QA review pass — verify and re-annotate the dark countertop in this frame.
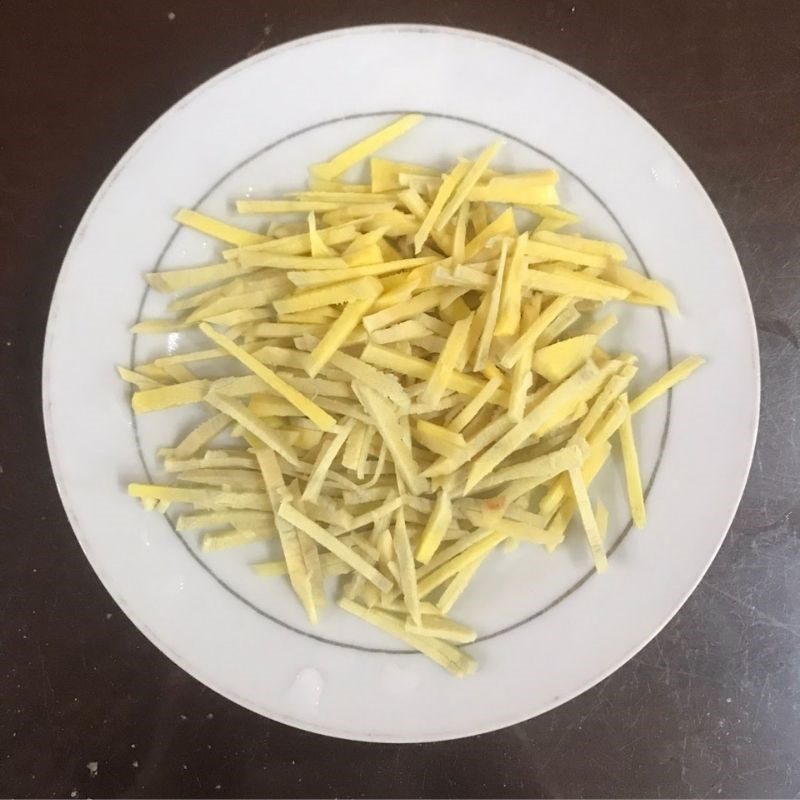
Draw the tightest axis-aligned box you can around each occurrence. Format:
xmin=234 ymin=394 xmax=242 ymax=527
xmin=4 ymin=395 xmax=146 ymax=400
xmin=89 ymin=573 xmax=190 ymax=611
xmin=1 ymin=1 xmax=798 ymax=797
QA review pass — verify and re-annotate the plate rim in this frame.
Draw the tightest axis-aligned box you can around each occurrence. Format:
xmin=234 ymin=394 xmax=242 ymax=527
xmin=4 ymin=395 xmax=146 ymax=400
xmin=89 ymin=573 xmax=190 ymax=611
xmin=42 ymin=23 xmax=760 ymax=742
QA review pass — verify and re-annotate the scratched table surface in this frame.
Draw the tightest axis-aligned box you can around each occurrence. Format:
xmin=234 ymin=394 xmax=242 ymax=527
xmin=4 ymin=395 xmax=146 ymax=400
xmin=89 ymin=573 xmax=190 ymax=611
xmin=1 ymin=1 xmax=798 ymax=797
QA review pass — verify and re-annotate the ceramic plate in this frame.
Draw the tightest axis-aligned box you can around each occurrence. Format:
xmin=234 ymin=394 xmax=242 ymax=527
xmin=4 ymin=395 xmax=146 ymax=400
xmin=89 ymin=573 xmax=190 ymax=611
xmin=43 ymin=25 xmax=759 ymax=742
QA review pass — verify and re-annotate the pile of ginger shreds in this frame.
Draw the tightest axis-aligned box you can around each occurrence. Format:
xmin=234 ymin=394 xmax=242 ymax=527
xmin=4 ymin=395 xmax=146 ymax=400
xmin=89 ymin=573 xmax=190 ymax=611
xmin=121 ymin=114 xmax=704 ymax=676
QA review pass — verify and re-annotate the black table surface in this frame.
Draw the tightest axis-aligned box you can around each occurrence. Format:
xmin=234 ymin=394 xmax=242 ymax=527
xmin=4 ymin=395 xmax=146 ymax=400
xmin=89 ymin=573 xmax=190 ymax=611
xmin=2 ymin=1 xmax=798 ymax=797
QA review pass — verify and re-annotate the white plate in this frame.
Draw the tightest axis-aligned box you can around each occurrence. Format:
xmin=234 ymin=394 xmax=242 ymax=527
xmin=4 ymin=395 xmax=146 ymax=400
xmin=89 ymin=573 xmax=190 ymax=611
xmin=43 ymin=25 xmax=759 ymax=742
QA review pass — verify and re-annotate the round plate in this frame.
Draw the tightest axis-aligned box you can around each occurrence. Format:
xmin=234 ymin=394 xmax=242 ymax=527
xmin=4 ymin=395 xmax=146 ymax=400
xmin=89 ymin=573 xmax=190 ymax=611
xmin=43 ymin=25 xmax=759 ymax=742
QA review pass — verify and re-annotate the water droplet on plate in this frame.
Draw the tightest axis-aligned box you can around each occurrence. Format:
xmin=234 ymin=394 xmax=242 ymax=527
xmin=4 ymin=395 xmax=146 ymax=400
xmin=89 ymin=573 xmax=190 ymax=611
xmin=166 ymin=332 xmax=182 ymax=356
xmin=649 ymin=158 xmax=682 ymax=189
xmin=287 ymin=667 xmax=323 ymax=712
